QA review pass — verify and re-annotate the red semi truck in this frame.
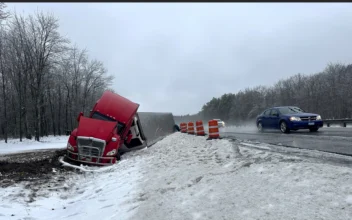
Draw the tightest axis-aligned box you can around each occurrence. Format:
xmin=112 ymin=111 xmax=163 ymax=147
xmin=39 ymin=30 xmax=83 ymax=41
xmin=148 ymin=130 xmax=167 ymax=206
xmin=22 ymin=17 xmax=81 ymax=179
xmin=66 ymin=91 xmax=147 ymax=166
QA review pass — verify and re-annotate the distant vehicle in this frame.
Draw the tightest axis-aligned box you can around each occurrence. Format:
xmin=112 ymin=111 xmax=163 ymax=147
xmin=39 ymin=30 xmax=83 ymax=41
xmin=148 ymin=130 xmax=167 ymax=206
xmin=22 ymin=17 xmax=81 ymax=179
xmin=256 ymin=106 xmax=323 ymax=133
xmin=214 ymin=119 xmax=226 ymax=128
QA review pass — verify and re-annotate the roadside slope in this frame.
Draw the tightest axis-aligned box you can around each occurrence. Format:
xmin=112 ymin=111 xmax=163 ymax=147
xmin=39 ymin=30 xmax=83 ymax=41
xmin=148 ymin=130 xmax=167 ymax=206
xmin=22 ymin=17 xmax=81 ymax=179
xmin=128 ymin=133 xmax=352 ymax=220
xmin=1 ymin=133 xmax=352 ymax=220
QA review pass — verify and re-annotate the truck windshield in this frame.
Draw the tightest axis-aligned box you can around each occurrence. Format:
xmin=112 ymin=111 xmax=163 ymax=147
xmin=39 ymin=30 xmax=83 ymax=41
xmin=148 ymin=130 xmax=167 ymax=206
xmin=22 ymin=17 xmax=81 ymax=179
xmin=91 ymin=111 xmax=125 ymax=133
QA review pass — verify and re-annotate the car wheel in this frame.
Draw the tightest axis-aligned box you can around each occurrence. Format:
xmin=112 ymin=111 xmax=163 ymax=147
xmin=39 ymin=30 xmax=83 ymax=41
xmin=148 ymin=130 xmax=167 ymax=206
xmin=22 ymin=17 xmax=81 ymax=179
xmin=309 ymin=127 xmax=319 ymax=132
xmin=280 ymin=121 xmax=290 ymax=133
xmin=257 ymin=122 xmax=263 ymax=132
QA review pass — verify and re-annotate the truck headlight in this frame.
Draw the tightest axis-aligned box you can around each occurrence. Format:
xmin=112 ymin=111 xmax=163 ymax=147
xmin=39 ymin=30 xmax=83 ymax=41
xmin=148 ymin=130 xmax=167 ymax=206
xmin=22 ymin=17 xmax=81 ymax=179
xmin=289 ymin=116 xmax=301 ymax=121
xmin=316 ymin=115 xmax=322 ymax=120
xmin=67 ymin=143 xmax=75 ymax=151
xmin=106 ymin=149 xmax=116 ymax=156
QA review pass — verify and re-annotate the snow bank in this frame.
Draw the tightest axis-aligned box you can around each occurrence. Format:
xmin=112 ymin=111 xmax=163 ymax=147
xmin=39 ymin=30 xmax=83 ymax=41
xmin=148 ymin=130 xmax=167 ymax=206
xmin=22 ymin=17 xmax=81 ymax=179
xmin=0 ymin=153 xmax=145 ymax=220
xmin=0 ymin=135 xmax=68 ymax=155
xmin=1 ymin=132 xmax=352 ymax=220
xmin=127 ymin=133 xmax=352 ymax=220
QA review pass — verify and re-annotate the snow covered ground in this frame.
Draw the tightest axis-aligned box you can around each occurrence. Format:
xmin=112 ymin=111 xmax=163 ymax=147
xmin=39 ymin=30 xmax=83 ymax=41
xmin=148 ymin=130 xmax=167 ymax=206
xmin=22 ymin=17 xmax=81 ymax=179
xmin=0 ymin=135 xmax=68 ymax=155
xmin=1 ymin=133 xmax=352 ymax=220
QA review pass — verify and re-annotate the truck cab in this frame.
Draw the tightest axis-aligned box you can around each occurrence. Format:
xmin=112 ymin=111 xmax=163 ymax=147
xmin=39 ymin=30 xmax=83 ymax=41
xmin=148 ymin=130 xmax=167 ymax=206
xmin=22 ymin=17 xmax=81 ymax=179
xmin=66 ymin=91 xmax=146 ymax=166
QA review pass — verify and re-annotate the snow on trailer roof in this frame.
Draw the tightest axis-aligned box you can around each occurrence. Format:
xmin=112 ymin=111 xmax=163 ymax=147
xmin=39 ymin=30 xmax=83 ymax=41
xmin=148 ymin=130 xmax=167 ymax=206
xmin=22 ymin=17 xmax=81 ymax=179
xmin=94 ymin=91 xmax=139 ymax=124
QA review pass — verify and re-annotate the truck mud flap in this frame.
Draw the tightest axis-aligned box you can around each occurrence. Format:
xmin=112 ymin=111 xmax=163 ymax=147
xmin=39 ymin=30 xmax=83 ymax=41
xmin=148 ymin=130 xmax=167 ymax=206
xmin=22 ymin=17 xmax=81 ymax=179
xmin=137 ymin=112 xmax=176 ymax=147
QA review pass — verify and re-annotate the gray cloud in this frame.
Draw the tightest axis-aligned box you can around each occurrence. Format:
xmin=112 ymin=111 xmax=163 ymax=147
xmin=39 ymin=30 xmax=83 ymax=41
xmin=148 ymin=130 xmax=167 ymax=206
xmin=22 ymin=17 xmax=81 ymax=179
xmin=6 ymin=3 xmax=352 ymax=114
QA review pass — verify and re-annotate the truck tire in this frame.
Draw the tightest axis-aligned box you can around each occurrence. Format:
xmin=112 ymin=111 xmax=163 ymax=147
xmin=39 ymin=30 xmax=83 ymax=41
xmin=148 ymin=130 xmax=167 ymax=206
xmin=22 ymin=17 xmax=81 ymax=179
xmin=116 ymin=152 xmax=121 ymax=161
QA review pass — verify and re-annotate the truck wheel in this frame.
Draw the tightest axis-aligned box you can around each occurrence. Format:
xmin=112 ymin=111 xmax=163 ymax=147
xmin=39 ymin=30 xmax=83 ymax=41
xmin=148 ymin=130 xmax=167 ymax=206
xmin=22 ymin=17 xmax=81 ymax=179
xmin=116 ymin=152 xmax=121 ymax=161
xmin=174 ymin=124 xmax=180 ymax=132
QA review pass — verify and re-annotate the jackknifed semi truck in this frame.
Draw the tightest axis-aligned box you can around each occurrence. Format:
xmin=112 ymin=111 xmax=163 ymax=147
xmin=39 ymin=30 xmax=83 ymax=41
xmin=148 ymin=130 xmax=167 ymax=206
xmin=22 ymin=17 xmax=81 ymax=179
xmin=65 ymin=90 xmax=176 ymax=166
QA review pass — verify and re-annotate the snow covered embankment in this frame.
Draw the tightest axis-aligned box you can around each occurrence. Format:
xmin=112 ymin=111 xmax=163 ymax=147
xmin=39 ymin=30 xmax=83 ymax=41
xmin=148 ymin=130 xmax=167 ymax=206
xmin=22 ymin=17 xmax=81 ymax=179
xmin=128 ymin=133 xmax=352 ymax=220
xmin=0 ymin=151 xmax=145 ymax=219
xmin=1 ymin=132 xmax=352 ymax=220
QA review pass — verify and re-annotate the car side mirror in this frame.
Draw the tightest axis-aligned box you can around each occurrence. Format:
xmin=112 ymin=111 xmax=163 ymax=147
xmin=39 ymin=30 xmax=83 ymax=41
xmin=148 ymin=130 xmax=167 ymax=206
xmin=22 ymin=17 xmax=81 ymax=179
xmin=77 ymin=112 xmax=84 ymax=122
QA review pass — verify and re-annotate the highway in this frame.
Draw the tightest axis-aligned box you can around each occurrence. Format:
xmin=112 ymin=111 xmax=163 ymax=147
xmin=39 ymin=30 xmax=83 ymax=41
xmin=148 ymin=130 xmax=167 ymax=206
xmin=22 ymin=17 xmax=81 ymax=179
xmin=220 ymin=127 xmax=352 ymax=156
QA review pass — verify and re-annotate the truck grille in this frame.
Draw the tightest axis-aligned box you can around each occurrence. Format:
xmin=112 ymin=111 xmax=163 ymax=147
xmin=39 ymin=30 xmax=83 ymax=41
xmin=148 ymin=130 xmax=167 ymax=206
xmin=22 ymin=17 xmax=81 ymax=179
xmin=77 ymin=137 xmax=106 ymax=158
xmin=300 ymin=116 xmax=317 ymax=121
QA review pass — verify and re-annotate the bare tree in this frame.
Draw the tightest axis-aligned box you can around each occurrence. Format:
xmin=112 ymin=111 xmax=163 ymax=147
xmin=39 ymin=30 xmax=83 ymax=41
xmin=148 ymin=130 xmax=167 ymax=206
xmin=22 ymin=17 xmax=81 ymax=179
xmin=0 ymin=5 xmax=114 ymax=142
xmin=0 ymin=2 xmax=9 ymax=21
xmin=179 ymin=62 xmax=352 ymax=125
xmin=24 ymin=12 xmax=69 ymax=140
xmin=0 ymin=25 xmax=8 ymax=142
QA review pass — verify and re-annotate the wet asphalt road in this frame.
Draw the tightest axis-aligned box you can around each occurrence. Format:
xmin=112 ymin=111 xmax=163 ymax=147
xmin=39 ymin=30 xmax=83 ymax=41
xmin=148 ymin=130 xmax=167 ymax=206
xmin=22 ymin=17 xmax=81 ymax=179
xmin=221 ymin=127 xmax=352 ymax=156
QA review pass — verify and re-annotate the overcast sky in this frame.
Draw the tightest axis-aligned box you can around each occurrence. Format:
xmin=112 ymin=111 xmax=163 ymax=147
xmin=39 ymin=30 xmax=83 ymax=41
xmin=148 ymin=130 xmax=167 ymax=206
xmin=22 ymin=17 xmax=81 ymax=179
xmin=5 ymin=3 xmax=352 ymax=115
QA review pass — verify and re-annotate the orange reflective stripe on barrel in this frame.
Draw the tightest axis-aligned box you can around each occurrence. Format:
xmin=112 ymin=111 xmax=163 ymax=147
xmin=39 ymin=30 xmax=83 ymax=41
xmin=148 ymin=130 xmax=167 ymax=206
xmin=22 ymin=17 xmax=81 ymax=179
xmin=195 ymin=120 xmax=205 ymax=136
xmin=208 ymin=120 xmax=220 ymax=139
xmin=187 ymin=122 xmax=195 ymax=135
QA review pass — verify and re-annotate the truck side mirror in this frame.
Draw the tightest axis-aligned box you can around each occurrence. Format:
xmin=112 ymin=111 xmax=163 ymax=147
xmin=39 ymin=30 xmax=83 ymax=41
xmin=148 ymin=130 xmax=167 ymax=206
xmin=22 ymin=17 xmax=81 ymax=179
xmin=77 ymin=112 xmax=84 ymax=122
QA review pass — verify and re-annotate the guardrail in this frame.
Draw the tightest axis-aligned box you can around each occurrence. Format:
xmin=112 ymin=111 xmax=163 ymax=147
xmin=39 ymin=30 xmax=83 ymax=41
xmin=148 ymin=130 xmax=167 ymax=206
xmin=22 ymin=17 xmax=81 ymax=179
xmin=324 ymin=119 xmax=352 ymax=127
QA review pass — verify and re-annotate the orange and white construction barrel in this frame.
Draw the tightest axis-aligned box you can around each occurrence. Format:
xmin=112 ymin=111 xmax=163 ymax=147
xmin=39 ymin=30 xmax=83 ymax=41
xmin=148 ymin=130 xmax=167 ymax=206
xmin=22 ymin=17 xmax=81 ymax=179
xmin=195 ymin=120 xmax=205 ymax=136
xmin=187 ymin=122 xmax=195 ymax=135
xmin=180 ymin=123 xmax=187 ymax=133
xmin=207 ymin=119 xmax=220 ymax=140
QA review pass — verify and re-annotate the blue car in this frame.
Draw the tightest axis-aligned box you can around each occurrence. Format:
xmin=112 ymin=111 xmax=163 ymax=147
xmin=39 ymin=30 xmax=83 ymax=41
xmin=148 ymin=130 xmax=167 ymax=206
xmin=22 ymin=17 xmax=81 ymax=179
xmin=256 ymin=106 xmax=323 ymax=133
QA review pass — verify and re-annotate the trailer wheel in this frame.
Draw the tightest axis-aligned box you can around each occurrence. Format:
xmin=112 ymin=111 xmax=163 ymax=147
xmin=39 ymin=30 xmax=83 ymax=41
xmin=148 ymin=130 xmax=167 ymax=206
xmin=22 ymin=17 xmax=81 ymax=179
xmin=174 ymin=124 xmax=180 ymax=132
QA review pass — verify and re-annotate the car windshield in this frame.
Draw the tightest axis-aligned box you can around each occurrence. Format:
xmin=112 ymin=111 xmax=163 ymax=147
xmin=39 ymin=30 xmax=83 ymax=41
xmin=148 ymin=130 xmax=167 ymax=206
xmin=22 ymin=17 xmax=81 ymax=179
xmin=91 ymin=111 xmax=125 ymax=133
xmin=279 ymin=107 xmax=304 ymax=114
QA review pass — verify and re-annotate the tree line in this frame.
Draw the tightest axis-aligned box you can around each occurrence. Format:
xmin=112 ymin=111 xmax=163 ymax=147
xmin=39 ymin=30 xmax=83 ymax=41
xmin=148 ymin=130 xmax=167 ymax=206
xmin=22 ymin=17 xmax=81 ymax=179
xmin=0 ymin=3 xmax=114 ymax=142
xmin=175 ymin=62 xmax=352 ymax=126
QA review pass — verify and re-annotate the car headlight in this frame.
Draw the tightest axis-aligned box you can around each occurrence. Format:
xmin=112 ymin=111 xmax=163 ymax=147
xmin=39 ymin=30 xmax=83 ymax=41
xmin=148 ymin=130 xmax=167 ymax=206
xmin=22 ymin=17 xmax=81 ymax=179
xmin=289 ymin=116 xmax=301 ymax=121
xmin=316 ymin=115 xmax=322 ymax=120
xmin=106 ymin=149 xmax=117 ymax=156
xmin=67 ymin=143 xmax=75 ymax=151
